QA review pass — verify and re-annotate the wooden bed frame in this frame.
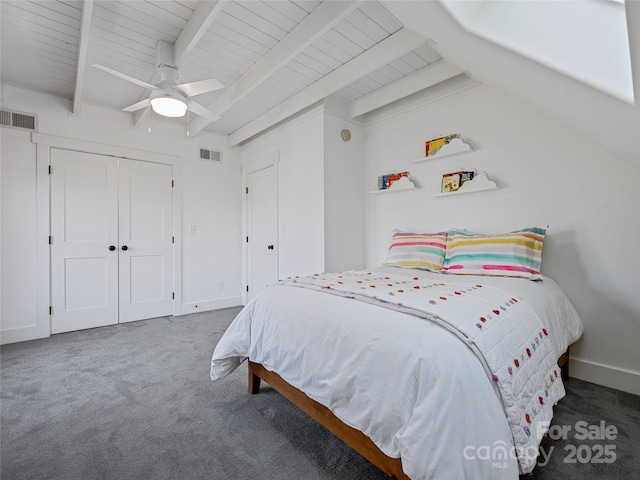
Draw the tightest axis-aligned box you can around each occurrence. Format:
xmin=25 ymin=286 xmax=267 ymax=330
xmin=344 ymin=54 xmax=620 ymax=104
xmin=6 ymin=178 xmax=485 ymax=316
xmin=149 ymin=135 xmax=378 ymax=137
xmin=248 ymin=350 xmax=570 ymax=479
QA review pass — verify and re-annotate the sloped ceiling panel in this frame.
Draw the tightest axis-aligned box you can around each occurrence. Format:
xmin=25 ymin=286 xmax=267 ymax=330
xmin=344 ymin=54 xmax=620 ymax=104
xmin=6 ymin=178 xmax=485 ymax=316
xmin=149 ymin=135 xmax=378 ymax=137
xmin=0 ymin=0 xmax=82 ymax=98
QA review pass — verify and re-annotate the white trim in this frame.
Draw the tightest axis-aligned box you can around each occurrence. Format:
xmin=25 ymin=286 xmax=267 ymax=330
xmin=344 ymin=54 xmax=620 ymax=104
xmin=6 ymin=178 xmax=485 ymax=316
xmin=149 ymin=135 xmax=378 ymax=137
xmin=32 ymin=132 xmax=184 ymax=340
xmin=172 ymin=165 xmax=183 ymax=316
xmin=181 ymin=297 xmax=243 ymax=315
xmin=0 ymin=326 xmax=39 ymax=345
xmin=242 ymin=156 xmax=280 ymax=306
xmin=35 ymin=140 xmax=51 ymax=339
xmin=32 ymin=133 xmax=183 ymax=165
xmin=570 ymin=357 xmax=640 ymax=396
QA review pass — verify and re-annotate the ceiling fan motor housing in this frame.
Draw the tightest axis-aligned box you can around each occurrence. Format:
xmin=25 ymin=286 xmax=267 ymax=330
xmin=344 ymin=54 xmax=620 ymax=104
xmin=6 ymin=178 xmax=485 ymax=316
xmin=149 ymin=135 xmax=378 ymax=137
xmin=156 ymin=64 xmax=180 ymax=88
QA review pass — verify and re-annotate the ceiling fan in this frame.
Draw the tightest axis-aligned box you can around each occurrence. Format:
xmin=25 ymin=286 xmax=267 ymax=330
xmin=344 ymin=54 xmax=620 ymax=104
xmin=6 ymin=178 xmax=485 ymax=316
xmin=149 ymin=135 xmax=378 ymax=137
xmin=92 ymin=63 xmax=223 ymax=122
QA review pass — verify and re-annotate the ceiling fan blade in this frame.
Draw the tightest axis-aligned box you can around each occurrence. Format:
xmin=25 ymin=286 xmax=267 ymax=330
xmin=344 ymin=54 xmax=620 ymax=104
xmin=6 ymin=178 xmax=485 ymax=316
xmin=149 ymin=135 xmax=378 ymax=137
xmin=122 ymin=98 xmax=151 ymax=112
xmin=175 ymin=78 xmax=224 ymax=97
xmin=187 ymin=100 xmax=221 ymax=122
xmin=93 ymin=64 xmax=157 ymax=90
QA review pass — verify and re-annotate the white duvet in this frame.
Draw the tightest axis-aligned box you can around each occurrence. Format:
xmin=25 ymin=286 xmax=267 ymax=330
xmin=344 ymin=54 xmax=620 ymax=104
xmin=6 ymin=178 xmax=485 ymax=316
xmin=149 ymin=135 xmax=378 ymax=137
xmin=210 ymin=267 xmax=583 ymax=480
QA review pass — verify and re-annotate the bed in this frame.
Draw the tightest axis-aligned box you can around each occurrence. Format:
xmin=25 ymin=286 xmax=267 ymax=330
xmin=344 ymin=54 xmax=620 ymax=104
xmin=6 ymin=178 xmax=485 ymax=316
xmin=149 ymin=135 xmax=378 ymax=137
xmin=210 ymin=230 xmax=583 ymax=479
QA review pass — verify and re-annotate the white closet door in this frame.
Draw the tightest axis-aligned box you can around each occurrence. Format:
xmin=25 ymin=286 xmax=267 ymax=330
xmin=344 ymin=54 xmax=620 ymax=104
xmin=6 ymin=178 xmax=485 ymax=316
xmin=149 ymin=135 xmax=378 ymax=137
xmin=247 ymin=164 xmax=278 ymax=301
xmin=118 ymin=158 xmax=174 ymax=323
xmin=50 ymin=149 xmax=119 ymax=334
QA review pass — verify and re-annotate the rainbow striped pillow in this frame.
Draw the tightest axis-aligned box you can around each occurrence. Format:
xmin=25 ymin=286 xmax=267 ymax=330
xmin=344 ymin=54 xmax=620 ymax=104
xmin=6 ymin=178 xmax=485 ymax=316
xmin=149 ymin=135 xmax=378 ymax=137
xmin=442 ymin=228 xmax=546 ymax=280
xmin=382 ymin=231 xmax=448 ymax=272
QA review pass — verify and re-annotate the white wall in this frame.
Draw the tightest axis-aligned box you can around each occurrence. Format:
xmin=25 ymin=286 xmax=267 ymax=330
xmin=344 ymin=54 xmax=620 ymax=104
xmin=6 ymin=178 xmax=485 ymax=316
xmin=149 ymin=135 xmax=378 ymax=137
xmin=363 ymin=84 xmax=640 ymax=395
xmin=1 ymin=128 xmax=38 ymax=339
xmin=242 ymin=106 xmax=326 ymax=281
xmin=0 ymin=85 xmax=243 ymax=343
xmin=323 ymin=110 xmax=365 ymax=273
xmin=240 ymin=103 xmax=366 ymax=292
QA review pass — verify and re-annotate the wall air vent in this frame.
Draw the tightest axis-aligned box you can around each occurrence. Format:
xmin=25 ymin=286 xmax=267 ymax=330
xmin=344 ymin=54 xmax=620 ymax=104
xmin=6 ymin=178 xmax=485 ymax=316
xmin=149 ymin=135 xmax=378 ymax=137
xmin=199 ymin=147 xmax=222 ymax=163
xmin=0 ymin=109 xmax=38 ymax=131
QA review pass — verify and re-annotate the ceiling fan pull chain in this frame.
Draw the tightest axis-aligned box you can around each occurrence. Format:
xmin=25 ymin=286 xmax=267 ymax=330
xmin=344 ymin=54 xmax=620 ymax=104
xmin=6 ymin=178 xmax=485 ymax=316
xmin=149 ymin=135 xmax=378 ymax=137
xmin=147 ymin=103 xmax=152 ymax=133
xmin=186 ymin=107 xmax=190 ymax=137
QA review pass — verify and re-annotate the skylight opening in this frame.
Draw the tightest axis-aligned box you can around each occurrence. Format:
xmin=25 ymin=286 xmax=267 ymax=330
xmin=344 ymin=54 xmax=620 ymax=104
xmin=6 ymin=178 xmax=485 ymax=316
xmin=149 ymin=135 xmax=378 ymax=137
xmin=440 ymin=0 xmax=634 ymax=105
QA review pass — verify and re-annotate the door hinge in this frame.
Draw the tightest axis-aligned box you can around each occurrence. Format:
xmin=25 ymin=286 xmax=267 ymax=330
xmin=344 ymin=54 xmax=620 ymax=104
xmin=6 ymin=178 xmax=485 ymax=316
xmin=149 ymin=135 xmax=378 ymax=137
xmin=48 ymin=235 xmax=52 ymax=245
xmin=172 ymin=292 xmax=175 ymax=299
xmin=48 ymin=165 xmax=51 ymax=175
xmin=172 ymin=180 xmax=174 ymax=188
xmin=49 ymin=306 xmax=52 ymax=315
xmin=246 ymin=236 xmax=248 ymax=243
xmin=246 ymin=187 xmax=248 ymax=194
xmin=246 ymin=285 xmax=249 ymax=292
xmin=172 ymin=236 xmax=175 ymax=243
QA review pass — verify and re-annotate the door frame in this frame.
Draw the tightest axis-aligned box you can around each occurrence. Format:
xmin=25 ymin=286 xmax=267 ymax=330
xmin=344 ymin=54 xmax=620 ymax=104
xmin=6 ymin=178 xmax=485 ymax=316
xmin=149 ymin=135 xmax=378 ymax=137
xmin=33 ymin=132 xmax=184 ymax=339
xmin=242 ymin=152 xmax=279 ymax=305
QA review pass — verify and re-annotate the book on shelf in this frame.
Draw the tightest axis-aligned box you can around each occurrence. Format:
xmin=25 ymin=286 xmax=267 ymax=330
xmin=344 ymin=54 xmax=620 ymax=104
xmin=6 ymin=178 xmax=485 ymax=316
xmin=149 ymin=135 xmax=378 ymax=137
xmin=425 ymin=134 xmax=459 ymax=157
xmin=441 ymin=170 xmax=475 ymax=193
xmin=377 ymin=171 xmax=409 ymax=190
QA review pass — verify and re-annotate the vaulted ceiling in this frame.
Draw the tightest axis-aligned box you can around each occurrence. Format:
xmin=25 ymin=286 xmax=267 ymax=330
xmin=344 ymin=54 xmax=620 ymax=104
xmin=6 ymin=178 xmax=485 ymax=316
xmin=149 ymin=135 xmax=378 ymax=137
xmin=0 ymin=0 xmax=465 ymax=144
xmin=1 ymin=0 xmax=638 ymax=167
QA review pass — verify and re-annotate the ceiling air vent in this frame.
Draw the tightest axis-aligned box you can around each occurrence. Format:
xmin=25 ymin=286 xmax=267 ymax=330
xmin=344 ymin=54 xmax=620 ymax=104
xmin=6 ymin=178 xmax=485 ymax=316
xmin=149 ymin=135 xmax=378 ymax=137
xmin=0 ymin=109 xmax=38 ymax=131
xmin=199 ymin=147 xmax=222 ymax=163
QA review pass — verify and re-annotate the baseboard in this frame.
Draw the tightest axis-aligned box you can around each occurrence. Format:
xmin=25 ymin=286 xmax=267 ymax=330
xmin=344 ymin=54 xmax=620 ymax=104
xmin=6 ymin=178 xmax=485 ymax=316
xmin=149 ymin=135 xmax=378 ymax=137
xmin=570 ymin=357 xmax=640 ymax=396
xmin=0 ymin=325 xmax=40 ymax=345
xmin=181 ymin=297 xmax=243 ymax=315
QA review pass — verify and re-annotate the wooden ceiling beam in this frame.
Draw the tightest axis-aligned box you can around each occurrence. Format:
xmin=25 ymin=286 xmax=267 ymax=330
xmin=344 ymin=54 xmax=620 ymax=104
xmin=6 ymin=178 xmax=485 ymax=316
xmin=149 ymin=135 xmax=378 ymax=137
xmin=174 ymin=0 xmax=228 ymax=67
xmin=348 ymin=60 xmax=464 ymax=118
xmin=228 ymin=28 xmax=427 ymax=146
xmin=71 ymin=0 xmax=94 ymax=115
xmin=187 ymin=0 xmax=364 ymax=137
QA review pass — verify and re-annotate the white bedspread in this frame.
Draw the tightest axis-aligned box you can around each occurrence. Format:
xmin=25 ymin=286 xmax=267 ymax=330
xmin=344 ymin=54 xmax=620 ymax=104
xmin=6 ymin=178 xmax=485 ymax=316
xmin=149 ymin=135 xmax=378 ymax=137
xmin=210 ymin=267 xmax=583 ymax=480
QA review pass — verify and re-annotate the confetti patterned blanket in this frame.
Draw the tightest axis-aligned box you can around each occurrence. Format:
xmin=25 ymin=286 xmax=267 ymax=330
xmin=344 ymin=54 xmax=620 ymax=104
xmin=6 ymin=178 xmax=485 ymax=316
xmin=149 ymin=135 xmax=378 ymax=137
xmin=278 ymin=270 xmax=565 ymax=474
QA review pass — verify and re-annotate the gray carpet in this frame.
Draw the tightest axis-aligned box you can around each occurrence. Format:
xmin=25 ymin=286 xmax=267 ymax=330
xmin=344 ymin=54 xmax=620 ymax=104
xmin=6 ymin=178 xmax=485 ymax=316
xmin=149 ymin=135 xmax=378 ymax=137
xmin=1 ymin=308 xmax=638 ymax=480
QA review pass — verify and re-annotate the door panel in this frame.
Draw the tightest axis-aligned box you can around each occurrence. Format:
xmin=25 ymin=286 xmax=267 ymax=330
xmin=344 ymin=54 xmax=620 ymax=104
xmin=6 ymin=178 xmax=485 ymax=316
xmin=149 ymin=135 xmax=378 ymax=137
xmin=129 ymin=255 xmax=165 ymax=302
xmin=64 ymin=257 xmax=109 ymax=311
xmin=247 ymin=164 xmax=278 ymax=301
xmin=118 ymin=159 xmax=173 ymax=322
xmin=51 ymin=149 xmax=119 ymax=333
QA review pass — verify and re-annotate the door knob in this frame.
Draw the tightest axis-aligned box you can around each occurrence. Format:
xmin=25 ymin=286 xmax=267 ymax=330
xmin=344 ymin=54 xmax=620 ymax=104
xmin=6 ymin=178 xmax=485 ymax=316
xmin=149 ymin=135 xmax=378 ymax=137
xmin=108 ymin=245 xmax=116 ymax=251
xmin=121 ymin=245 xmax=128 ymax=251
xmin=267 ymin=245 xmax=274 ymax=250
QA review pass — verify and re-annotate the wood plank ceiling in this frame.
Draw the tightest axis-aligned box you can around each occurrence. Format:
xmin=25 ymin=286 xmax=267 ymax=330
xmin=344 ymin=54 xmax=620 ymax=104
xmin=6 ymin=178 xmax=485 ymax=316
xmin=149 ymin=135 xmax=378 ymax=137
xmin=0 ymin=0 xmax=465 ymax=143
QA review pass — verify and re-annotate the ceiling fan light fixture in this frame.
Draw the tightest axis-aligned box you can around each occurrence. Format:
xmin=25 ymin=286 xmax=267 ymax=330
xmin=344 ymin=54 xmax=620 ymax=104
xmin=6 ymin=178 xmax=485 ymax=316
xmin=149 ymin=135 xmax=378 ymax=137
xmin=151 ymin=96 xmax=187 ymax=117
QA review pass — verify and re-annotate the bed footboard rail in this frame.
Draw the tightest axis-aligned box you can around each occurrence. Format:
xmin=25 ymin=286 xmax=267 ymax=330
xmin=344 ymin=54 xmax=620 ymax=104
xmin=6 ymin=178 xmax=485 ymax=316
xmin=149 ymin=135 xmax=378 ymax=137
xmin=247 ymin=361 xmax=410 ymax=480
xmin=558 ymin=349 xmax=570 ymax=381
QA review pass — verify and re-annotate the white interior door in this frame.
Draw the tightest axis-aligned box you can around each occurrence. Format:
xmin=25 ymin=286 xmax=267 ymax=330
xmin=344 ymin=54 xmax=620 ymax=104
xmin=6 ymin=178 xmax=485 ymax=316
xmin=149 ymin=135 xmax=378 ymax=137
xmin=51 ymin=149 xmax=119 ymax=333
xmin=247 ymin=165 xmax=278 ymax=300
xmin=118 ymin=159 xmax=173 ymax=322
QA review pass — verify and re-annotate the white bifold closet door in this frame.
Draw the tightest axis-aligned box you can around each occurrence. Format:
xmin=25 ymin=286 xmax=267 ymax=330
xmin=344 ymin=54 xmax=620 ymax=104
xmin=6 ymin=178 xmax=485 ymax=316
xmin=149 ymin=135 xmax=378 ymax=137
xmin=50 ymin=149 xmax=173 ymax=334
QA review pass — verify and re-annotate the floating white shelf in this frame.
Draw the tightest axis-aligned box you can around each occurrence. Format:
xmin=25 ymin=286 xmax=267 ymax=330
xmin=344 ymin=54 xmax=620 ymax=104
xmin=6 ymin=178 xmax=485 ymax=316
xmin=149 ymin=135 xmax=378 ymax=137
xmin=370 ymin=175 xmax=419 ymax=194
xmin=370 ymin=186 xmax=420 ymax=194
xmin=414 ymin=137 xmax=472 ymax=163
xmin=433 ymin=171 xmax=497 ymax=197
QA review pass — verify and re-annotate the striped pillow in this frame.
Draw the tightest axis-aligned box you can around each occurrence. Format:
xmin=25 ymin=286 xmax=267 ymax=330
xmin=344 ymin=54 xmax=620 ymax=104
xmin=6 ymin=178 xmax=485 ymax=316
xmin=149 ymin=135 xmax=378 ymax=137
xmin=382 ymin=231 xmax=448 ymax=272
xmin=442 ymin=228 xmax=546 ymax=280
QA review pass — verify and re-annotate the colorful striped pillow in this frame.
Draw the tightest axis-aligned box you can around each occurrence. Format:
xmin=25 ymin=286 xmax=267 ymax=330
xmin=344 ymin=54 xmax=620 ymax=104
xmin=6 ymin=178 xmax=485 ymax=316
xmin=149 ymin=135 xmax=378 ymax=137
xmin=382 ymin=231 xmax=448 ymax=272
xmin=442 ymin=228 xmax=546 ymax=280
